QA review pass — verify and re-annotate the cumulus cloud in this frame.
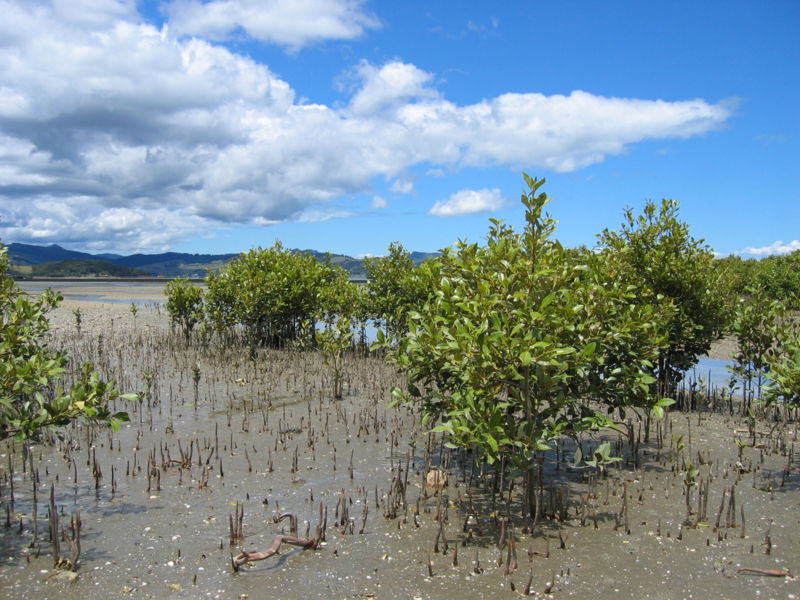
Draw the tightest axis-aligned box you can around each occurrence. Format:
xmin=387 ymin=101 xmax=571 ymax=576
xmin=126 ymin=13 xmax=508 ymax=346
xmin=739 ymin=240 xmax=800 ymax=257
xmin=430 ymin=188 xmax=505 ymax=217
xmin=164 ymin=0 xmax=378 ymax=49
xmin=390 ymin=176 xmax=415 ymax=195
xmin=347 ymin=60 xmax=438 ymax=115
xmin=28 ymin=0 xmax=141 ymax=28
xmin=0 ymin=196 xmax=208 ymax=252
xmin=0 ymin=0 xmax=733 ymax=251
xmin=297 ymin=208 xmax=355 ymax=223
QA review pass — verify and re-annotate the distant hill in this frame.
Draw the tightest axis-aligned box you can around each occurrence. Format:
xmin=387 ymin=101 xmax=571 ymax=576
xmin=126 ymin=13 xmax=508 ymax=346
xmin=6 ymin=243 xmax=98 ymax=266
xmin=5 ymin=243 xmax=239 ymax=278
xmin=409 ymin=251 xmax=440 ymax=264
xmin=111 ymin=251 xmax=240 ymax=278
xmin=4 ymin=242 xmax=440 ymax=278
xmin=10 ymin=259 xmax=149 ymax=278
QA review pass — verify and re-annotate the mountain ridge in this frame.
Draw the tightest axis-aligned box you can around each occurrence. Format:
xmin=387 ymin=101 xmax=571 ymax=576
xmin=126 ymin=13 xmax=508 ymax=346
xmin=3 ymin=242 xmax=438 ymax=278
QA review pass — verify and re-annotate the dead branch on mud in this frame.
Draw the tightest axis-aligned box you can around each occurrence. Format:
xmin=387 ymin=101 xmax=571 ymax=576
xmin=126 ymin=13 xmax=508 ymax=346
xmin=231 ymin=534 xmax=319 ymax=571
xmin=231 ymin=507 xmax=326 ymax=572
xmin=736 ymin=567 xmax=793 ymax=577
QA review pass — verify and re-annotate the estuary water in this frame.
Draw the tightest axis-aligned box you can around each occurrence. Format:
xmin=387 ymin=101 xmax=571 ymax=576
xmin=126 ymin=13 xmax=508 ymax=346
xmin=18 ymin=279 xmax=167 ymax=305
xmin=682 ymin=357 xmax=736 ymax=391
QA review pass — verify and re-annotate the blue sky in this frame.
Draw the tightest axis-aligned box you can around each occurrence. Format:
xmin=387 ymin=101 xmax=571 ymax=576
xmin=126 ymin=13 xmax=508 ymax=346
xmin=0 ymin=0 xmax=797 ymax=258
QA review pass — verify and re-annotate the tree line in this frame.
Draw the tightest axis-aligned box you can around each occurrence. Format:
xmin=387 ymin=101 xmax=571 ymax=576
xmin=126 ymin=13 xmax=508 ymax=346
xmin=160 ymin=174 xmax=798 ymax=448
xmin=715 ymin=250 xmax=800 ymax=308
xmin=2 ymin=174 xmax=798 ymax=449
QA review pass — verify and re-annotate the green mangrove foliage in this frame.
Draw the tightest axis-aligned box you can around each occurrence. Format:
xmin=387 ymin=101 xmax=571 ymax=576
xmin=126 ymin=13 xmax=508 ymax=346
xmin=598 ymin=199 xmax=727 ymax=395
xmin=388 ymin=176 xmax=667 ymax=472
xmin=363 ymin=242 xmax=428 ymax=340
xmin=316 ymin=264 xmax=364 ymax=324
xmin=316 ymin=317 xmax=354 ymax=400
xmin=201 ymin=243 xmax=351 ymax=347
xmin=765 ymin=315 xmax=800 ymax=405
xmin=753 ymin=250 xmax=800 ymax=307
xmin=581 ymin=440 xmax=621 ymax=475
xmin=165 ymin=277 xmax=204 ymax=339
xmin=0 ymin=246 xmax=130 ymax=440
xmin=714 ymin=255 xmax=760 ymax=300
xmin=715 ymin=250 xmax=800 ymax=308
xmin=728 ymin=286 xmax=785 ymax=402
xmin=315 ymin=274 xmax=364 ymax=397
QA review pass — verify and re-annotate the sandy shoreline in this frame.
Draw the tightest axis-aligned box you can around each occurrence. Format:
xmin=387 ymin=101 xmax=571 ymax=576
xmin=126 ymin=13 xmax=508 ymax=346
xmin=47 ymin=298 xmax=168 ymax=334
xmin=20 ymin=280 xmax=169 ymax=300
xmin=21 ymin=281 xmax=169 ymax=334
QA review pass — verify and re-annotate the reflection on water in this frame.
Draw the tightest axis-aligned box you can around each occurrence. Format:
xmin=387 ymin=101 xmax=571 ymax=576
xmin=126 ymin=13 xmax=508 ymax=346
xmin=685 ymin=357 xmax=776 ymax=396
xmin=684 ymin=357 xmax=734 ymax=390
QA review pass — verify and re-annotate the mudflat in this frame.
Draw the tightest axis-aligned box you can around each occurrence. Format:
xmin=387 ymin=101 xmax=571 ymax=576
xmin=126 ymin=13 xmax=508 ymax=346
xmin=1 ymin=301 xmax=797 ymax=600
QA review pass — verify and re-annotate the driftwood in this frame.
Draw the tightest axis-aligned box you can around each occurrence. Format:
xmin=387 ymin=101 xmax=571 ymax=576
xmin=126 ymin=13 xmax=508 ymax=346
xmin=231 ymin=534 xmax=319 ymax=571
xmin=231 ymin=508 xmax=326 ymax=572
xmin=736 ymin=567 xmax=793 ymax=577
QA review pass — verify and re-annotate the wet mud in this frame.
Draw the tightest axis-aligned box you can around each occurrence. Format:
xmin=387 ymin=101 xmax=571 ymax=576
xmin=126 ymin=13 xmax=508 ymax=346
xmin=1 ymin=300 xmax=799 ymax=599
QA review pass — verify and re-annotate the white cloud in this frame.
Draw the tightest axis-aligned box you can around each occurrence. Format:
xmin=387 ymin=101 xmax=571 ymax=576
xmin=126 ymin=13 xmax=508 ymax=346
xmin=739 ymin=240 xmax=800 ymax=257
xmin=0 ymin=1 xmax=734 ymax=251
xmin=1 ymin=197 xmax=208 ymax=252
xmin=371 ymin=196 xmax=388 ymax=209
xmin=50 ymin=0 xmax=139 ymax=27
xmin=430 ymin=188 xmax=505 ymax=217
xmin=164 ymin=0 xmax=379 ymax=50
xmin=348 ymin=60 xmax=438 ymax=115
xmin=390 ymin=177 xmax=414 ymax=195
xmin=297 ymin=208 xmax=355 ymax=223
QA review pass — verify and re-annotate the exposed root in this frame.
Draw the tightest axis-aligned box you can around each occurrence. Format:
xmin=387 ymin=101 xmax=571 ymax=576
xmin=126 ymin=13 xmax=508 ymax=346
xmin=231 ymin=534 xmax=319 ymax=571
xmin=273 ymin=512 xmax=298 ymax=536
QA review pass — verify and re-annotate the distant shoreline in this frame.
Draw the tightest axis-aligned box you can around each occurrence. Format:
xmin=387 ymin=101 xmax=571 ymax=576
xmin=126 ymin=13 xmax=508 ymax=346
xmin=15 ymin=276 xmax=367 ymax=284
xmin=14 ymin=276 xmax=205 ymax=283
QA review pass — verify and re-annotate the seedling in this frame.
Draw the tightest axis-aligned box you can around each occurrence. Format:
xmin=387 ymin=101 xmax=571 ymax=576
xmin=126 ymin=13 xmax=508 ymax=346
xmin=72 ymin=307 xmax=82 ymax=335
xmin=584 ymin=441 xmax=622 ymax=475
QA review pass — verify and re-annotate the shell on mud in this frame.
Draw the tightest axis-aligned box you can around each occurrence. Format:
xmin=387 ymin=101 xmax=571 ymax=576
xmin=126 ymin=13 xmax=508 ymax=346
xmin=425 ymin=468 xmax=447 ymax=488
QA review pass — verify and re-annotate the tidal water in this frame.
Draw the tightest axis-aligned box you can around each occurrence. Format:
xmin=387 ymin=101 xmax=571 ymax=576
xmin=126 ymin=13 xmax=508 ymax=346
xmin=18 ymin=280 xmax=166 ymax=305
